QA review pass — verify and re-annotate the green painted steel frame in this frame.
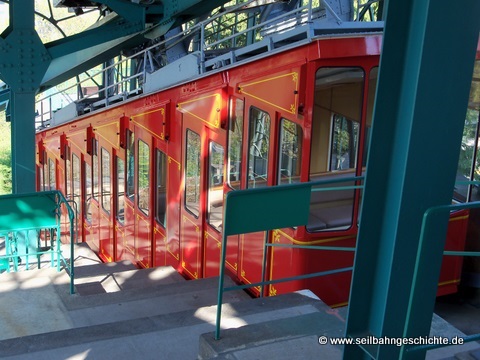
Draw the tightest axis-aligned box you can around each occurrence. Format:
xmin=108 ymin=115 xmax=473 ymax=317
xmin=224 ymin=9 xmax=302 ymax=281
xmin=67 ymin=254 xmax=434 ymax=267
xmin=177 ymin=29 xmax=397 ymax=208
xmin=344 ymin=0 xmax=480 ymax=359
xmin=0 ymin=0 xmax=231 ymax=194
xmin=0 ymin=190 xmax=76 ymax=294
xmin=404 ymin=201 xmax=480 ymax=357
xmin=215 ymin=182 xmax=311 ymax=340
xmin=214 ymin=177 xmax=363 ymax=340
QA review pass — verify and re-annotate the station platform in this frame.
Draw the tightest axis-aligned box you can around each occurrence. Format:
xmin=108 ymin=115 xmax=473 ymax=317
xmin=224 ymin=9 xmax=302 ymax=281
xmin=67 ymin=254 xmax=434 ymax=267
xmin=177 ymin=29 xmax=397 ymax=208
xmin=0 ymin=242 xmax=479 ymax=359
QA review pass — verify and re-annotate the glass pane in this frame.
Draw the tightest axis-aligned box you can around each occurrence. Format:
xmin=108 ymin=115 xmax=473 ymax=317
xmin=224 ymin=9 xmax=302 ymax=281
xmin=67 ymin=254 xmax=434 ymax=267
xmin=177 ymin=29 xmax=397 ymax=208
xmin=72 ymin=154 xmax=81 ymax=216
xmin=278 ymin=118 xmax=302 ymax=184
xmin=248 ymin=107 xmax=270 ymax=188
xmin=117 ymin=157 xmax=125 ymax=224
xmin=138 ymin=140 xmax=150 ymax=215
xmin=228 ymin=98 xmax=243 ymax=189
xmin=155 ymin=150 xmax=167 ymax=227
xmin=308 ymin=67 xmax=364 ymax=232
xmin=330 ymin=114 xmax=359 ymax=171
xmin=455 ymin=107 xmax=479 ymax=202
xmin=474 ymin=138 xmax=480 ymax=202
xmin=208 ymin=141 xmax=224 ymax=231
xmin=455 ymin=60 xmax=480 ymax=202
xmin=101 ymin=148 xmax=111 ymax=213
xmin=66 ymin=155 xmax=72 ymax=198
xmin=48 ymin=158 xmax=56 ymax=190
xmin=85 ymin=162 xmax=92 ymax=223
xmin=41 ymin=152 xmax=47 ymax=191
xmin=185 ymin=129 xmax=201 ymax=217
xmin=93 ymin=140 xmax=98 ymax=200
xmin=126 ymin=130 xmax=135 ymax=198
xmin=363 ymin=67 xmax=378 ymax=167
xmin=39 ymin=162 xmax=45 ymax=191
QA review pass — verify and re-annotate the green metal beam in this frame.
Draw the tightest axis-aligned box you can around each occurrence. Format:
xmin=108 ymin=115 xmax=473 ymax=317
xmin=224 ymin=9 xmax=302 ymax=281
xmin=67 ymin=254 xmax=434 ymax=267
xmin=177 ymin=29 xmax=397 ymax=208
xmin=43 ymin=0 xmax=230 ymax=89
xmin=0 ymin=0 xmax=48 ymax=194
xmin=10 ymin=91 xmax=36 ymax=194
xmin=92 ymin=0 xmax=147 ymax=24
xmin=41 ymin=18 xmax=145 ymax=89
xmin=144 ymin=0 xmax=229 ymax=39
xmin=344 ymin=0 xmax=480 ymax=359
xmin=0 ymin=0 xmax=232 ymax=193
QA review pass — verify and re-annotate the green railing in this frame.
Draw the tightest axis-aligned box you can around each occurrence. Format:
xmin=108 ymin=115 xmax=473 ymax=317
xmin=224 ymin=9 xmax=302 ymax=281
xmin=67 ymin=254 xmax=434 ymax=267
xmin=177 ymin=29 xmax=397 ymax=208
xmin=214 ymin=176 xmax=480 ymax=355
xmin=0 ymin=190 xmax=76 ymax=295
xmin=215 ymin=176 xmax=363 ymax=340
xmin=402 ymin=200 xmax=480 ymax=357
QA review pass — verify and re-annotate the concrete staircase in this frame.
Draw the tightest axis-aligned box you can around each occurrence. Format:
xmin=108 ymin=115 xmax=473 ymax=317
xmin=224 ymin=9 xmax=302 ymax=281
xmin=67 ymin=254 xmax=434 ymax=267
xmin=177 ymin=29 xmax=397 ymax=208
xmin=0 ymin=243 xmax=344 ymax=359
xmin=0 ymin=242 xmax=479 ymax=360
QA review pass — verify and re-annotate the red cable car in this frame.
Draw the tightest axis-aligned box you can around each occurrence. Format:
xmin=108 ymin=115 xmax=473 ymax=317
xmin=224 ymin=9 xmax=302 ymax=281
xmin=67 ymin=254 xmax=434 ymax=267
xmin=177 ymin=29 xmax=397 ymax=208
xmin=35 ymin=2 xmax=479 ymax=307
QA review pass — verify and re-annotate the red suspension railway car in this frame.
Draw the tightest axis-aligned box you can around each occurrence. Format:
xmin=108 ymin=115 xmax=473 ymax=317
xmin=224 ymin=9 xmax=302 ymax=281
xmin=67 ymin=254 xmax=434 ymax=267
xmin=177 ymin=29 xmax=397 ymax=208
xmin=35 ymin=23 xmax=477 ymax=307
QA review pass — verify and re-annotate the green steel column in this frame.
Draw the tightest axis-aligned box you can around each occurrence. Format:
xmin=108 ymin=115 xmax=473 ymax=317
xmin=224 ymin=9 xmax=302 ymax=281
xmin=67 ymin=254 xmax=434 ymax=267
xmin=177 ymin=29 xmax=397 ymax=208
xmin=2 ymin=0 xmax=47 ymax=194
xmin=0 ymin=0 xmax=53 ymax=194
xmin=344 ymin=1 xmax=480 ymax=359
xmin=10 ymin=92 xmax=36 ymax=193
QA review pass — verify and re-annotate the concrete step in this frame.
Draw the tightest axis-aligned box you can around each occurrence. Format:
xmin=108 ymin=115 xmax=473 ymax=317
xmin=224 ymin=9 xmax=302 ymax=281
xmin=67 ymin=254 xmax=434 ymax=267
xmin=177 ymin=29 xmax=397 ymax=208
xmin=73 ymin=260 xmax=138 ymax=276
xmin=73 ymin=264 xmax=186 ymax=295
xmin=60 ymin=276 xmax=252 ymax=328
xmin=455 ymin=347 xmax=480 ymax=359
xmin=0 ymin=291 xmax=328 ymax=359
xmin=58 ymin=273 xmax=245 ymax=310
xmin=62 ymin=242 xmax=103 ymax=267
xmin=199 ymin=291 xmax=344 ymax=359
xmin=61 ymin=242 xmax=186 ymax=295
xmin=198 ymin=297 xmax=480 ymax=360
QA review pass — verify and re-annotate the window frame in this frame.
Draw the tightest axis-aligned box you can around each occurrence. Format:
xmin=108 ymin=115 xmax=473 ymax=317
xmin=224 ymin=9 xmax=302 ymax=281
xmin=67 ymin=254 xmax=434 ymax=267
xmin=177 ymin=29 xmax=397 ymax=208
xmin=72 ymin=153 xmax=81 ymax=217
xmin=84 ymin=161 xmax=92 ymax=223
xmin=184 ymin=129 xmax=201 ymax=218
xmin=48 ymin=157 xmax=56 ymax=190
xmin=155 ymin=149 xmax=167 ymax=227
xmin=101 ymin=147 xmax=111 ymax=213
xmin=207 ymin=140 xmax=225 ymax=232
xmin=227 ymin=97 xmax=244 ymax=190
xmin=247 ymin=106 xmax=271 ymax=189
xmin=137 ymin=139 xmax=150 ymax=216
xmin=126 ymin=130 xmax=135 ymax=199
xmin=277 ymin=118 xmax=303 ymax=185
xmin=116 ymin=156 xmax=125 ymax=224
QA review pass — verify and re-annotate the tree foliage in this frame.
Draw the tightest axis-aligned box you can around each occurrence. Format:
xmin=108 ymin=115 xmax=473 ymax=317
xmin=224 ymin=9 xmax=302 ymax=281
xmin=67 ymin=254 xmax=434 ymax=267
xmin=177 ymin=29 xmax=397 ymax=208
xmin=0 ymin=113 xmax=11 ymax=195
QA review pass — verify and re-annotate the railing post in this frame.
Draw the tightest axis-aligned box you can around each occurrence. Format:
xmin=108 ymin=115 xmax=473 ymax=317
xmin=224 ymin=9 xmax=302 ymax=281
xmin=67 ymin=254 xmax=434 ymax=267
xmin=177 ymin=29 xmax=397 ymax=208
xmin=215 ymin=226 xmax=229 ymax=340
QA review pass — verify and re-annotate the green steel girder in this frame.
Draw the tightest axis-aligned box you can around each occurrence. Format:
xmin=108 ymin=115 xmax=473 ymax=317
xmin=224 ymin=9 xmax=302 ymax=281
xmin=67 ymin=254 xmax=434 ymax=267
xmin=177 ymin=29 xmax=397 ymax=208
xmin=0 ymin=0 xmax=234 ymax=92
xmin=0 ymin=30 xmax=51 ymax=93
xmin=0 ymin=1 xmax=43 ymax=194
xmin=143 ymin=0 xmax=230 ymax=41
xmin=41 ymin=16 xmax=145 ymax=89
xmin=87 ymin=0 xmax=149 ymax=24
xmin=0 ymin=1 xmax=50 ymax=92
xmin=0 ymin=0 xmax=232 ymax=193
xmin=41 ymin=0 xmax=230 ymax=89
xmin=343 ymin=0 xmax=480 ymax=359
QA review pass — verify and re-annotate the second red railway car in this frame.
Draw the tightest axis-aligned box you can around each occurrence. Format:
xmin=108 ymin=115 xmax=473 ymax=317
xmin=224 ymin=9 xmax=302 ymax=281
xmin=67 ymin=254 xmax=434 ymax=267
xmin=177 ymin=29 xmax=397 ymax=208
xmin=36 ymin=31 xmax=476 ymax=307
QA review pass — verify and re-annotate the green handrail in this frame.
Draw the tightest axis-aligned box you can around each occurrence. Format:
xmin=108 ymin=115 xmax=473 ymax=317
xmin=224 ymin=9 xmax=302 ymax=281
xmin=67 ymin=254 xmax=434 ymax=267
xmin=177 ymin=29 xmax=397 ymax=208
xmin=404 ymin=200 xmax=480 ymax=356
xmin=214 ymin=176 xmax=480 ymax=344
xmin=0 ymin=190 xmax=76 ymax=294
xmin=215 ymin=175 xmax=364 ymax=340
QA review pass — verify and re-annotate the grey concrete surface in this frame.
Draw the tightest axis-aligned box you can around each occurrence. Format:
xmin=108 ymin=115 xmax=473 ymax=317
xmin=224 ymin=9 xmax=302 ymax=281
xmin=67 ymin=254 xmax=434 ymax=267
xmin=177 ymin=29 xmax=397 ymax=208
xmin=1 ymin=242 xmax=479 ymax=360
